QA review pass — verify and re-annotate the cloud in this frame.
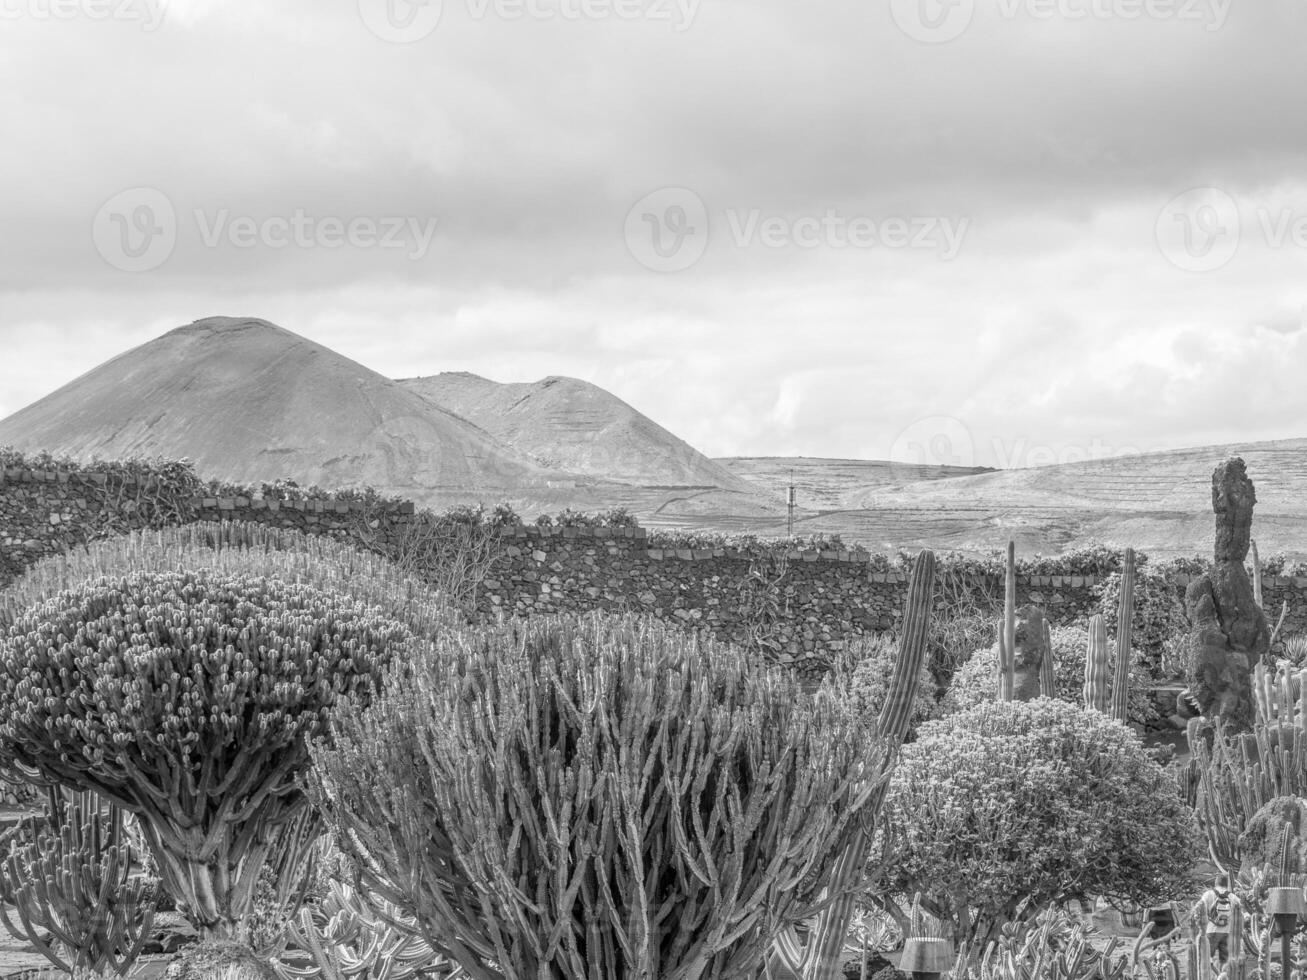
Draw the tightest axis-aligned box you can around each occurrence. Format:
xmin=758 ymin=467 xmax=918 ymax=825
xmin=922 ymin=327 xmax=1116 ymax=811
xmin=3 ymin=0 xmax=1307 ymax=464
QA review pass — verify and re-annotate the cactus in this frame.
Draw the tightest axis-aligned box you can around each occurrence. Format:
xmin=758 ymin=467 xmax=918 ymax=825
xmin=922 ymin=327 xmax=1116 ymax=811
xmin=1228 ymin=900 xmax=1245 ymax=980
xmin=966 ymin=905 xmax=1130 ymax=980
xmin=274 ymin=880 xmax=455 ymax=980
xmin=997 ymin=541 xmax=1017 ymax=702
xmin=1084 ymin=615 xmax=1111 ymax=712
xmin=1252 ymin=539 xmax=1264 ymax=610
xmin=1039 ymin=618 xmax=1056 ymax=698
xmin=1111 ymin=548 xmax=1135 ymax=724
xmin=0 ymin=785 xmax=158 ymax=977
xmin=770 ymin=549 xmax=938 ymax=980
xmin=0 ymin=529 xmax=421 ymax=942
xmin=312 ymin=608 xmax=896 ymax=980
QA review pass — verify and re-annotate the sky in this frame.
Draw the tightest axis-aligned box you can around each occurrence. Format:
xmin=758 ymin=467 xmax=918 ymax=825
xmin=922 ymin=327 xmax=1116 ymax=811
xmin=2 ymin=0 xmax=1307 ymax=469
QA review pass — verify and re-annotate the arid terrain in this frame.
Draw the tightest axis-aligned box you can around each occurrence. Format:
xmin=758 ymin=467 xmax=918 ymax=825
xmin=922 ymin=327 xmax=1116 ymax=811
xmin=2 ymin=316 xmax=1306 ymax=558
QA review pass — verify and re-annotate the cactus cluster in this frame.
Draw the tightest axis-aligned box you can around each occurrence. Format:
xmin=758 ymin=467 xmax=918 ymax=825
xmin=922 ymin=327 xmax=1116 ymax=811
xmin=309 ymin=606 xmax=897 ymax=980
xmin=276 ymin=880 xmax=456 ymax=980
xmin=0 ymin=786 xmax=159 ymax=976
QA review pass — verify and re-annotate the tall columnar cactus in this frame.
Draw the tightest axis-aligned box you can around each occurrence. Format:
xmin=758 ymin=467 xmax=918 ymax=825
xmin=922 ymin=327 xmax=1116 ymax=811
xmin=1039 ymin=619 xmax=1056 ymax=698
xmin=1084 ymin=615 xmax=1111 ymax=712
xmin=770 ymin=548 xmax=937 ymax=980
xmin=1252 ymin=539 xmax=1264 ymax=609
xmin=0 ymin=786 xmax=159 ymax=976
xmin=1111 ymin=548 xmax=1135 ymax=724
xmin=997 ymin=541 xmax=1017 ymax=702
xmin=1228 ymin=900 xmax=1245 ymax=980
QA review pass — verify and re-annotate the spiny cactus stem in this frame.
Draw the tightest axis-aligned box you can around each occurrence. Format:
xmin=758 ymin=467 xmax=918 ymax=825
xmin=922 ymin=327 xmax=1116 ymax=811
xmin=1111 ymin=548 xmax=1135 ymax=724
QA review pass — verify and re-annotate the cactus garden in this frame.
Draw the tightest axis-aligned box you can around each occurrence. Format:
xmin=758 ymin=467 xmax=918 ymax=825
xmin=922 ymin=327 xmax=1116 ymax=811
xmin=3 ymin=460 xmax=1307 ymax=980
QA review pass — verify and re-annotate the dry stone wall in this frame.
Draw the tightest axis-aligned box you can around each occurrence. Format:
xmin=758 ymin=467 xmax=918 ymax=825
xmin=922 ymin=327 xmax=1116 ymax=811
xmin=8 ymin=460 xmax=1307 ymax=673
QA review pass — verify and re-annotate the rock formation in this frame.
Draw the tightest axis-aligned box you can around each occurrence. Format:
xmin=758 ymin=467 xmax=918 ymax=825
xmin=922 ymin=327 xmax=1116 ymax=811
xmin=1185 ymin=457 xmax=1271 ymax=731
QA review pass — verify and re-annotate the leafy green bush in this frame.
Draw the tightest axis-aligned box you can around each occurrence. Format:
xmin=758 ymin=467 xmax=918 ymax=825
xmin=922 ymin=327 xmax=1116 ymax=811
xmin=309 ymin=612 xmax=886 ymax=980
xmin=867 ymin=699 xmax=1200 ymax=951
xmin=940 ymin=627 xmax=1157 ymax=725
xmin=842 ymin=634 xmax=939 ymax=734
xmin=1094 ymin=566 xmax=1189 ymax=679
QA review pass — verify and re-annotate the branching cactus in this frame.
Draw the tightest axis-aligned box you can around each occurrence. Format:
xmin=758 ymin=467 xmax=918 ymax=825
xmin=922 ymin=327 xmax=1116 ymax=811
xmin=1084 ymin=615 xmax=1110 ymax=713
xmin=309 ymin=610 xmax=891 ymax=980
xmin=1111 ymin=548 xmax=1136 ymax=724
xmin=0 ymin=540 xmax=418 ymax=942
xmin=275 ymin=880 xmax=457 ymax=980
xmin=0 ymin=785 xmax=158 ymax=977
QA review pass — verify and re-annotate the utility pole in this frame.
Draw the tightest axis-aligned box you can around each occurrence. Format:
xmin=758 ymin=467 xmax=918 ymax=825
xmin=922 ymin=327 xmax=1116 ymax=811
xmin=787 ymin=469 xmax=796 ymax=538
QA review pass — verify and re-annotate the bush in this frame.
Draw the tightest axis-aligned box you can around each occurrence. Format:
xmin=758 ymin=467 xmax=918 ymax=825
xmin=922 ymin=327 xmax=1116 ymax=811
xmin=867 ymin=699 xmax=1200 ymax=951
xmin=842 ymin=634 xmax=939 ymax=735
xmin=309 ymin=613 xmax=886 ymax=980
xmin=1094 ymin=566 xmax=1189 ymax=679
xmin=0 ymin=524 xmax=436 ymax=943
xmin=941 ymin=627 xmax=1157 ymax=725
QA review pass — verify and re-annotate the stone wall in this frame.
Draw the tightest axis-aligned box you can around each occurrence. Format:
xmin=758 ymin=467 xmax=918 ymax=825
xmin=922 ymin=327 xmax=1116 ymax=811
xmin=6 ymin=460 xmax=1307 ymax=671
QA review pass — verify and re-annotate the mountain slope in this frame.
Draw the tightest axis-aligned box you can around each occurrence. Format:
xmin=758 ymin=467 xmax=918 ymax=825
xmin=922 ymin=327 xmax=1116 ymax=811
xmin=845 ymin=439 xmax=1307 ymax=514
xmin=0 ymin=317 xmax=558 ymax=498
xmin=401 ymin=371 xmax=752 ymax=491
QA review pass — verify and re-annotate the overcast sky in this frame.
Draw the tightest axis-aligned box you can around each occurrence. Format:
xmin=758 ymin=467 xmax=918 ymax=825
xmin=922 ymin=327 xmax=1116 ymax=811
xmin=2 ymin=0 xmax=1306 ymax=469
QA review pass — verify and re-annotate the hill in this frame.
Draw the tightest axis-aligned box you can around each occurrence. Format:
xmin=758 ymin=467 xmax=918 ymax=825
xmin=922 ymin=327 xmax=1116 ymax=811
xmin=0 ymin=317 xmax=562 ymax=502
xmin=401 ymin=371 xmax=752 ymax=492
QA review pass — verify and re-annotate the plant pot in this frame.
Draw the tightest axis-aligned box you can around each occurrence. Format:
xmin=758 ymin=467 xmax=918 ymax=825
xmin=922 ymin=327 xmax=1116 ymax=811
xmin=1267 ymin=886 xmax=1305 ymax=918
xmin=899 ymin=936 xmax=953 ymax=975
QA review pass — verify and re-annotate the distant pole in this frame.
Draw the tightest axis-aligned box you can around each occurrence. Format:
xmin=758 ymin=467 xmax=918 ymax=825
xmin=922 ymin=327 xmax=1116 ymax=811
xmin=787 ymin=469 xmax=796 ymax=538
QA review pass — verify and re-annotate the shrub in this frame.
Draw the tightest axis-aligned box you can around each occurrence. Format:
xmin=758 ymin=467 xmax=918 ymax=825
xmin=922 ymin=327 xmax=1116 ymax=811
xmin=867 ymin=699 xmax=1200 ymax=951
xmin=842 ymin=634 xmax=939 ymax=735
xmin=0 ymin=524 xmax=436 ymax=943
xmin=1094 ymin=566 xmax=1189 ymax=678
xmin=941 ymin=627 xmax=1156 ymax=725
xmin=308 ymin=613 xmax=887 ymax=980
